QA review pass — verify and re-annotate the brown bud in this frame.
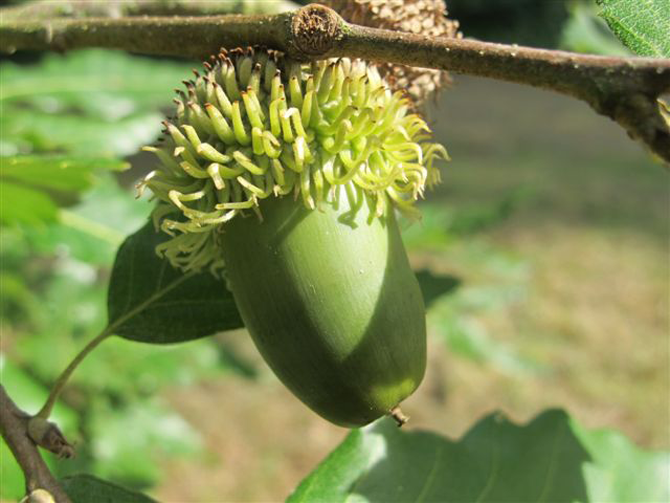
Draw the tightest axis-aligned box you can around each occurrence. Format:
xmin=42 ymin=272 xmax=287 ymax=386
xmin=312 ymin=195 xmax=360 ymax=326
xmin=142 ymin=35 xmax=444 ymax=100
xmin=27 ymin=416 xmax=75 ymax=459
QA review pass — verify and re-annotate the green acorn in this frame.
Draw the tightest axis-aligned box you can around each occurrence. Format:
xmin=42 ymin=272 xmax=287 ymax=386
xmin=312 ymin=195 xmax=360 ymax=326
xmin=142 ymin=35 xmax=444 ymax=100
xmin=141 ymin=47 xmax=448 ymax=427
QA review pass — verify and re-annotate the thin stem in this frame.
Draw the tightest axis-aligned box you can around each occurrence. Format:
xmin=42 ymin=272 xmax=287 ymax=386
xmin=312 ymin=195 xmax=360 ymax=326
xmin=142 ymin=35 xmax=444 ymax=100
xmin=36 ymin=327 xmax=113 ymax=419
xmin=35 ymin=265 xmax=197 ymax=419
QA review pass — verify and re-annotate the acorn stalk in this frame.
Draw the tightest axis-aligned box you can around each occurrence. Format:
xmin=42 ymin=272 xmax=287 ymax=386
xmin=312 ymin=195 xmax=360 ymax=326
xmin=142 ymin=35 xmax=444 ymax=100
xmin=141 ymin=48 xmax=449 ymax=427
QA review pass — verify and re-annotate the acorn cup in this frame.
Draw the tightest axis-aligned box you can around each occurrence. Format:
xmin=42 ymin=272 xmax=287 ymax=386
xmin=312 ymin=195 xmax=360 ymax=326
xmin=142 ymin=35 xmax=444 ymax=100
xmin=140 ymin=47 xmax=449 ymax=427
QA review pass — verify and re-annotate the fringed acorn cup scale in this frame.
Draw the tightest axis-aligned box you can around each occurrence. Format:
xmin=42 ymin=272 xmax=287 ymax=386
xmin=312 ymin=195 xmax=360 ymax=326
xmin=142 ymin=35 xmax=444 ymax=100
xmin=140 ymin=48 xmax=449 ymax=428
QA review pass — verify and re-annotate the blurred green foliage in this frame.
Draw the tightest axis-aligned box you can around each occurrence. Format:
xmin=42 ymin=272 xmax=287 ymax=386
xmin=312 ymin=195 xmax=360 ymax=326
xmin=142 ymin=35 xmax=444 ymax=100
xmin=403 ymin=199 xmax=541 ymax=375
xmin=0 ymin=50 xmax=193 ymax=157
xmin=447 ymin=0 xmax=637 ymax=56
xmin=0 ymin=45 xmax=546 ymax=498
xmin=0 ymin=49 xmax=255 ymax=499
xmin=0 ymin=178 xmax=250 ymax=497
xmin=0 ymin=156 xmax=128 ymax=226
xmin=1 ymin=5 xmax=667 ymax=500
xmin=447 ymin=0 xmax=568 ymax=48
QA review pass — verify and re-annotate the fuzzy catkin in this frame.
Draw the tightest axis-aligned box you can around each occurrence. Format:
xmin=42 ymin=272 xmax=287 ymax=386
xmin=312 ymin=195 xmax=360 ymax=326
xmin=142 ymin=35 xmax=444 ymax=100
xmin=140 ymin=48 xmax=448 ymax=273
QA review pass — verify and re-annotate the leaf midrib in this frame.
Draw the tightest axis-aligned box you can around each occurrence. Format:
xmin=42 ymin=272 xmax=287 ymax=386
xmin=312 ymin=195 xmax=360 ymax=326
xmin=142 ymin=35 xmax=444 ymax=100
xmin=108 ymin=262 xmax=197 ymax=335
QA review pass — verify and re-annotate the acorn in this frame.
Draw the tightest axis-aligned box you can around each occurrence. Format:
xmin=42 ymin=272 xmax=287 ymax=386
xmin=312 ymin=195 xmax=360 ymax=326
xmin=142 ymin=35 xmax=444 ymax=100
xmin=140 ymin=48 xmax=448 ymax=427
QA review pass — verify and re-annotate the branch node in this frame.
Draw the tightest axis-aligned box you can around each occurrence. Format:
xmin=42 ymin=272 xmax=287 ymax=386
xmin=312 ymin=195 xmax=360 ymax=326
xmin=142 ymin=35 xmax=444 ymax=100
xmin=0 ymin=386 xmax=72 ymax=502
xmin=27 ymin=417 xmax=75 ymax=459
xmin=290 ymin=4 xmax=342 ymax=59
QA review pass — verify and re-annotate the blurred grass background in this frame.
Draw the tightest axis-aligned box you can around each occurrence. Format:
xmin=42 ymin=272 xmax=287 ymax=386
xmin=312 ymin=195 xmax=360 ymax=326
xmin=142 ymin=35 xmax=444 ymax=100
xmin=1 ymin=0 xmax=668 ymax=501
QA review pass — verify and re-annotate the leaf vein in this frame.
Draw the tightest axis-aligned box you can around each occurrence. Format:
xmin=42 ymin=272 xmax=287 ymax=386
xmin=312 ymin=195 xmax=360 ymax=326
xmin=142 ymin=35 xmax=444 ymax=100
xmin=415 ymin=443 xmax=443 ymax=503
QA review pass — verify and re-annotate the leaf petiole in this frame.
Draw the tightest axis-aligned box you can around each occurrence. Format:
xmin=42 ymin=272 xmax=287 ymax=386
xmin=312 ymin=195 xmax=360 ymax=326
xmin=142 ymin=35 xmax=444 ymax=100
xmin=35 ymin=327 xmax=113 ymax=420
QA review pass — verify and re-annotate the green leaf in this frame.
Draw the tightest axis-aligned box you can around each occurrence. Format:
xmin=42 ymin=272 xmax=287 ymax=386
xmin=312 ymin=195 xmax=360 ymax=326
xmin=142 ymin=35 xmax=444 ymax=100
xmin=597 ymin=0 xmax=670 ymax=57
xmin=571 ymin=419 xmax=670 ymax=501
xmin=1 ymin=180 xmax=58 ymax=225
xmin=1 ymin=155 xmax=126 ymax=191
xmin=0 ymin=155 xmax=128 ymax=226
xmin=1 ymin=111 xmax=165 ymax=157
xmin=60 ymin=474 xmax=156 ymax=503
xmin=290 ymin=409 xmax=670 ymax=503
xmin=107 ymin=222 xmax=243 ymax=343
xmin=0 ymin=49 xmax=192 ymax=156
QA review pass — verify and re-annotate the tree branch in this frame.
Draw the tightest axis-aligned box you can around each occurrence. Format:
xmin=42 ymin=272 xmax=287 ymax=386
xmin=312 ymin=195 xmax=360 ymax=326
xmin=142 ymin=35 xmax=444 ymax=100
xmin=0 ymin=3 xmax=668 ymax=162
xmin=337 ymin=21 xmax=670 ymax=164
xmin=0 ymin=11 xmax=292 ymax=60
xmin=0 ymin=386 xmax=72 ymax=503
